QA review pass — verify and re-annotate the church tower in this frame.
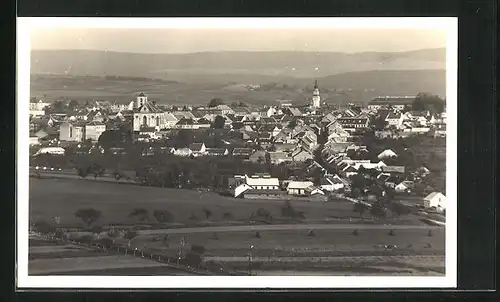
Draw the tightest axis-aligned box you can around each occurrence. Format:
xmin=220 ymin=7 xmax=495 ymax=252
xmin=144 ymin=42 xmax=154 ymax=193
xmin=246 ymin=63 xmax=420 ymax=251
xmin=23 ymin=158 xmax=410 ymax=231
xmin=136 ymin=92 xmax=148 ymax=109
xmin=312 ymin=80 xmax=321 ymax=108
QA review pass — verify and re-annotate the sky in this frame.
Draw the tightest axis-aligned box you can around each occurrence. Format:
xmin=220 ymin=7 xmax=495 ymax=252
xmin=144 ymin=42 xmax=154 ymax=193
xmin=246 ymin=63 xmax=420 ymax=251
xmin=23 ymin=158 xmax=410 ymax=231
xmin=30 ymin=28 xmax=446 ymax=54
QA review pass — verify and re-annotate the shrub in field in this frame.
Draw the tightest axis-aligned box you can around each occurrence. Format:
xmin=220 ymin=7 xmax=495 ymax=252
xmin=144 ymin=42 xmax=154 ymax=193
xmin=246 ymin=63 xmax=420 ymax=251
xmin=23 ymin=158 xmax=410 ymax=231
xmin=153 ymin=210 xmax=174 ymax=223
xmin=388 ymin=229 xmax=395 ymax=236
xmin=129 ymin=208 xmax=149 ymax=223
xmin=428 ymin=230 xmax=433 ymax=237
xmin=222 ymin=212 xmax=233 ymax=220
xmin=189 ymin=212 xmax=199 ymax=221
xmin=352 ymin=229 xmax=359 ymax=236
xmin=255 ymin=231 xmax=261 ymax=239
xmin=307 ymin=230 xmax=315 ymax=237
xmin=280 ymin=201 xmax=305 ymax=220
xmin=183 ymin=244 xmax=206 ymax=268
xmin=97 ymin=238 xmax=114 ymax=247
xmin=369 ymin=202 xmax=387 ymax=220
xmin=210 ymin=232 xmax=219 ymax=240
xmin=33 ymin=220 xmax=55 ymax=234
xmin=390 ymin=202 xmax=412 ymax=217
xmin=77 ymin=165 xmax=91 ymax=179
xmin=54 ymin=228 xmax=66 ymax=239
xmin=78 ymin=235 xmax=95 ymax=244
xmin=251 ymin=208 xmax=273 ymax=222
xmin=353 ymin=203 xmax=368 ymax=219
xmin=202 ymin=207 xmax=213 ymax=220
xmin=74 ymin=208 xmax=101 ymax=228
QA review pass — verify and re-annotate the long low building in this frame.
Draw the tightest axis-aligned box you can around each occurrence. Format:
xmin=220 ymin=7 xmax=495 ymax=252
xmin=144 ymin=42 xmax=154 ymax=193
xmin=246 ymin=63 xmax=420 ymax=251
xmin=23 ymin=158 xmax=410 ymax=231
xmin=368 ymin=96 xmax=415 ymax=110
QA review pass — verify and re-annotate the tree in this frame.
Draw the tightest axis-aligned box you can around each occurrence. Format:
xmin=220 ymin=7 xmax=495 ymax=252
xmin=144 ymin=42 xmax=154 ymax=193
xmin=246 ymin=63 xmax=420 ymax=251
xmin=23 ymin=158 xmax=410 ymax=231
xmin=129 ymin=208 xmax=149 ymax=223
xmin=208 ymin=98 xmax=224 ymax=108
xmin=202 ymin=207 xmax=213 ymax=220
xmin=184 ymin=244 xmax=206 ymax=267
xmin=77 ymin=165 xmax=91 ymax=179
xmin=107 ymin=227 xmax=120 ymax=244
xmin=350 ymin=174 xmax=368 ymax=194
xmin=90 ymin=225 xmax=103 ymax=239
xmin=189 ymin=212 xmax=199 ymax=221
xmin=281 ymin=201 xmax=303 ymax=220
xmin=92 ymin=165 xmax=106 ymax=179
xmin=369 ymin=202 xmax=386 ymax=220
xmin=33 ymin=220 xmax=56 ymax=234
xmin=287 ymin=119 xmax=298 ymax=129
xmin=413 ymin=93 xmax=445 ymax=113
xmin=212 ymin=115 xmax=225 ymax=129
xmin=372 ymin=116 xmax=389 ymax=130
xmin=389 ymin=202 xmax=411 ymax=217
xmin=153 ymin=210 xmax=174 ymax=223
xmin=68 ymin=100 xmax=79 ymax=111
xmin=74 ymin=208 xmax=101 ymax=228
xmin=124 ymin=230 xmax=138 ymax=247
xmin=353 ymin=202 xmax=368 ymax=219
xmin=252 ymin=208 xmax=273 ymax=222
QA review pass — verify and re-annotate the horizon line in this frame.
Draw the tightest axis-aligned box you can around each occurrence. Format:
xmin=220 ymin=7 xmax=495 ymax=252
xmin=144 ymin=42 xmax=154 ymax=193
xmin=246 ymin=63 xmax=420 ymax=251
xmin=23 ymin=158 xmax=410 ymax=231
xmin=30 ymin=47 xmax=446 ymax=56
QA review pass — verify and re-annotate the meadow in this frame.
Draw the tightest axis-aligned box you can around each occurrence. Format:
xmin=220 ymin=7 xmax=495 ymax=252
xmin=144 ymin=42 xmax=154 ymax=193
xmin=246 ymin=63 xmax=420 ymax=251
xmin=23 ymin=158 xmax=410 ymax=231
xmin=28 ymin=179 xmax=445 ymax=275
xmin=29 ymin=178 xmax=425 ymax=228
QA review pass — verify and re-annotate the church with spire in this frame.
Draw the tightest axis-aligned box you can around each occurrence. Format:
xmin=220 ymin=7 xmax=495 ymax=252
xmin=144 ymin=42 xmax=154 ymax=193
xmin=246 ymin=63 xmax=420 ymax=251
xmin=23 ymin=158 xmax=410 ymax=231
xmin=311 ymin=80 xmax=321 ymax=108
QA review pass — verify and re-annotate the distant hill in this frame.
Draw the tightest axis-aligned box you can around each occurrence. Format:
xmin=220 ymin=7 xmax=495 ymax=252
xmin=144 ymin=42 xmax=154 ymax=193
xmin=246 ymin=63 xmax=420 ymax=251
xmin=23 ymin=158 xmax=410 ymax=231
xmin=30 ymin=48 xmax=446 ymax=80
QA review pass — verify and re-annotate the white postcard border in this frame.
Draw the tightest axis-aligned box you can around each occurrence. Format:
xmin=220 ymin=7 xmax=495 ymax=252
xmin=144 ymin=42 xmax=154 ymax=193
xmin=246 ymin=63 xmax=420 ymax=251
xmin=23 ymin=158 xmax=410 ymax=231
xmin=17 ymin=17 xmax=458 ymax=289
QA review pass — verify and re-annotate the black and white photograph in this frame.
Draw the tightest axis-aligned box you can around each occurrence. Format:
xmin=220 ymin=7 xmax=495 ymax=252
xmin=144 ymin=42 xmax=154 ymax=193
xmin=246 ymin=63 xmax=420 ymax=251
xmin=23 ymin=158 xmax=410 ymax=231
xmin=17 ymin=17 xmax=457 ymax=288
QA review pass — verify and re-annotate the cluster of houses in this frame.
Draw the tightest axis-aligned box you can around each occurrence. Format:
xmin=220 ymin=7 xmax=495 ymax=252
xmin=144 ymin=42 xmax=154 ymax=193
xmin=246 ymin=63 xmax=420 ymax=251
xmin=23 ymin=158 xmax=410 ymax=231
xmin=29 ymin=85 xmax=446 ymax=211
xmin=29 ymin=84 xmax=446 ymax=149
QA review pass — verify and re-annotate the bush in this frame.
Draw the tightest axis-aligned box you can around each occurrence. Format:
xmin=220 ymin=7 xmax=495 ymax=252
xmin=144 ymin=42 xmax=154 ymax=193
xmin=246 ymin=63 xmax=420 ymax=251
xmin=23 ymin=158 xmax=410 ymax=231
xmin=307 ymin=230 xmax=315 ymax=237
xmin=153 ymin=210 xmax=174 ymax=223
xmin=33 ymin=220 xmax=56 ymax=234
xmin=77 ymin=235 xmax=95 ymax=244
xmin=388 ymin=229 xmax=395 ymax=236
xmin=222 ymin=212 xmax=233 ymax=220
xmin=202 ymin=207 xmax=213 ymax=220
xmin=255 ymin=231 xmax=261 ymax=238
xmin=352 ymin=229 xmax=359 ymax=236
xmin=96 ymin=238 xmax=114 ymax=247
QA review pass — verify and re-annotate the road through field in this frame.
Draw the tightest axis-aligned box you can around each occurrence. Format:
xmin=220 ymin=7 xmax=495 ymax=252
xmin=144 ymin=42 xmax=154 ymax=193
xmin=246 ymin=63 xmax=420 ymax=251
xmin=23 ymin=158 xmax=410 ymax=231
xmin=134 ymin=223 xmax=441 ymax=235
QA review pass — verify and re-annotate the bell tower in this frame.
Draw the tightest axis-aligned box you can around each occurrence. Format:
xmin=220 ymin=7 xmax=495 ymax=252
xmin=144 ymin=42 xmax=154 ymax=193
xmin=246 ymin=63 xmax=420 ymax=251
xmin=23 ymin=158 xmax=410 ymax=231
xmin=136 ymin=92 xmax=148 ymax=108
xmin=312 ymin=80 xmax=320 ymax=108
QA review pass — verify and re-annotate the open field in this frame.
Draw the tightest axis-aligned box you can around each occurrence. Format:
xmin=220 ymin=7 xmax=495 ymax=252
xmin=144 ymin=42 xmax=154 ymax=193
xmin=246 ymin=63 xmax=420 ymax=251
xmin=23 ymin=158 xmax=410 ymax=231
xmin=29 ymin=178 xmax=427 ymax=228
xmin=28 ymin=236 xmax=191 ymax=275
xmin=29 ymin=179 xmax=445 ymax=275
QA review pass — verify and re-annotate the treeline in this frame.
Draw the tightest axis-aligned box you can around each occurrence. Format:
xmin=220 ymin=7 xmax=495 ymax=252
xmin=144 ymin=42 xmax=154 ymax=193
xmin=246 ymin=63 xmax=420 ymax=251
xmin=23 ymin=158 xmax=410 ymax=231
xmin=31 ymin=151 xmax=308 ymax=189
xmin=103 ymin=75 xmax=179 ymax=84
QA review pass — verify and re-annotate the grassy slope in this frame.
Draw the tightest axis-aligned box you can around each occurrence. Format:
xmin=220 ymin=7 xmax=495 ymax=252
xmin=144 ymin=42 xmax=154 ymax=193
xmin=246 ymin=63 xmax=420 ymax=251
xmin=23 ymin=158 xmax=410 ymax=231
xmin=29 ymin=178 xmax=424 ymax=227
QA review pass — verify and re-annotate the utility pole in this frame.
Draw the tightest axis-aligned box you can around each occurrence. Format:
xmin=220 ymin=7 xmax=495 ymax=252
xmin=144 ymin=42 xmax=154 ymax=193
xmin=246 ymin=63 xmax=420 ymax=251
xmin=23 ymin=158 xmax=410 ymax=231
xmin=178 ymin=236 xmax=186 ymax=265
xmin=248 ymin=245 xmax=254 ymax=276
